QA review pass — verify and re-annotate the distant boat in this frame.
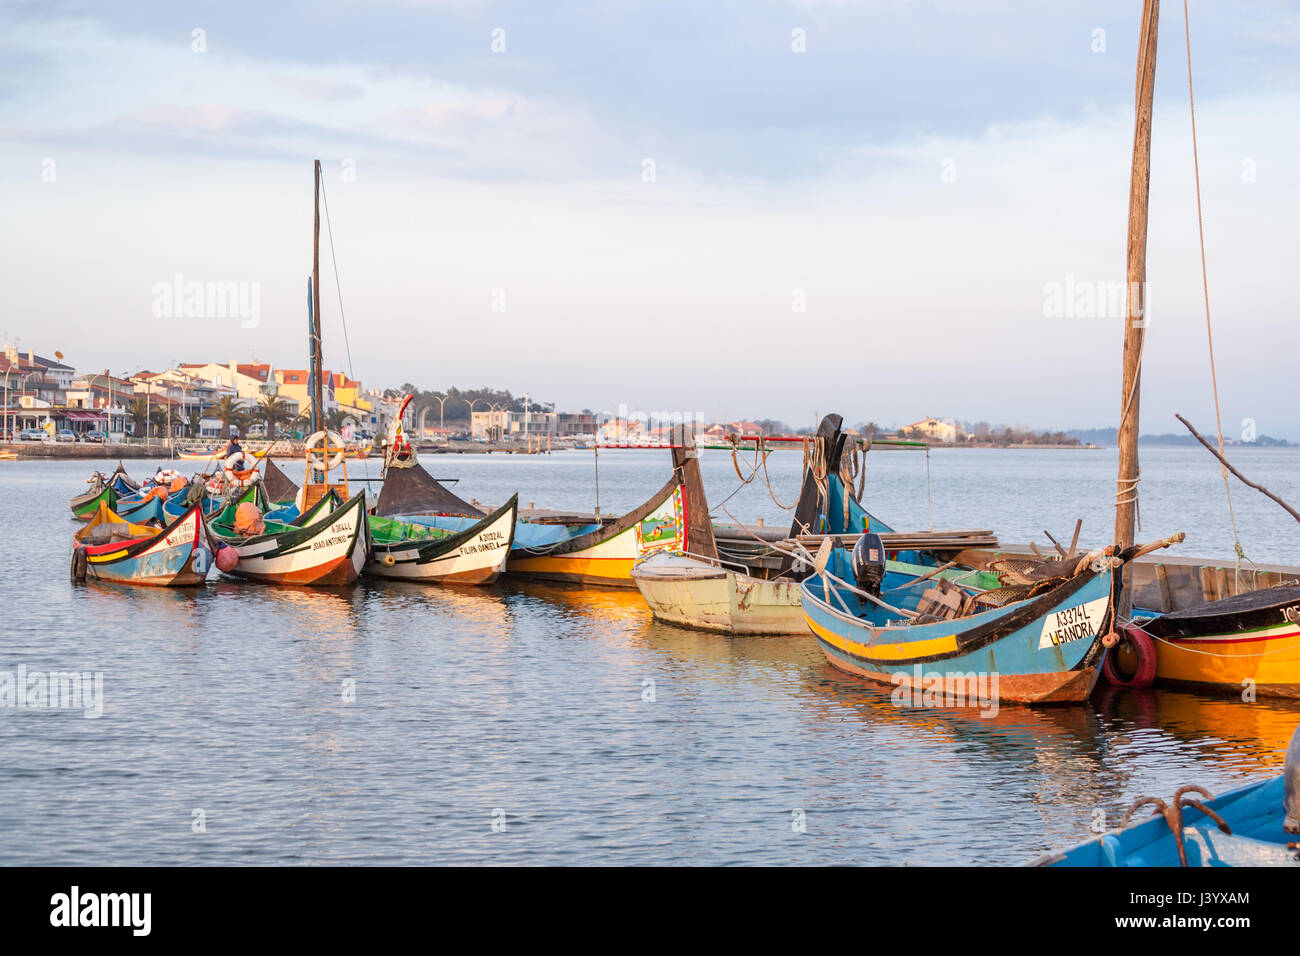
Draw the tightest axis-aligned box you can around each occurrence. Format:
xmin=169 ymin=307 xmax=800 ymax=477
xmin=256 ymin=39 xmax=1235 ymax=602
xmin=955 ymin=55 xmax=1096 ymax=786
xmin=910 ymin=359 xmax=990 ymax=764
xmin=72 ymin=500 xmax=214 ymax=587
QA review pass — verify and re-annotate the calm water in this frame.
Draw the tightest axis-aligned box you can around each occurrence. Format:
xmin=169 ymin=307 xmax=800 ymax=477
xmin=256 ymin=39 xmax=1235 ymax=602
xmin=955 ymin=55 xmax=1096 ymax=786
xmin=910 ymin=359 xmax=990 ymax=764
xmin=1 ymin=446 xmax=1298 ymax=865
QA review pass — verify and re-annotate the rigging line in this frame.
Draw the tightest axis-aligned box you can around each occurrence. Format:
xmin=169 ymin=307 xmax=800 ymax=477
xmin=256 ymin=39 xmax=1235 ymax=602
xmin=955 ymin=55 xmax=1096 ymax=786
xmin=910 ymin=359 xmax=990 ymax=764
xmin=1183 ymin=0 xmax=1247 ymax=585
xmin=317 ymin=173 xmax=355 ymax=383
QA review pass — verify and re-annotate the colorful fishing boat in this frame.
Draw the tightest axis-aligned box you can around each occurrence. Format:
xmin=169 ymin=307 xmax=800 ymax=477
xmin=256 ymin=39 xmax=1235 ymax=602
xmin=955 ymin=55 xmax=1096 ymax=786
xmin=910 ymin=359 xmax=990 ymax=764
xmin=799 ymin=533 xmax=1184 ymax=705
xmin=203 ymin=161 xmax=372 ymax=588
xmin=71 ymin=500 xmax=215 ymax=587
xmin=1115 ymin=588 xmax=1300 ymax=699
xmin=209 ymin=487 xmax=369 ymax=587
xmin=381 ymin=396 xmax=680 ymax=588
xmin=69 ymin=463 xmax=137 ymax=521
xmin=631 ymin=415 xmax=982 ymax=635
xmin=1033 ymin=723 xmax=1299 ymax=866
xmin=366 ymin=399 xmax=518 ymax=584
xmin=368 ymin=498 xmax=518 ymax=584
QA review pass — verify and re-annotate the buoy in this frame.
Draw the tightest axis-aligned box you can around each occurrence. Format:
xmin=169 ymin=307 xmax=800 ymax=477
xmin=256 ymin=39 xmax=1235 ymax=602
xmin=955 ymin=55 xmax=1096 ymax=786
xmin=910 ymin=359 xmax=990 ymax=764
xmin=215 ymin=545 xmax=239 ymax=573
xmin=70 ymin=546 xmax=87 ymax=583
xmin=381 ymin=552 xmax=397 ymax=567
xmin=1102 ymin=623 xmax=1158 ymax=688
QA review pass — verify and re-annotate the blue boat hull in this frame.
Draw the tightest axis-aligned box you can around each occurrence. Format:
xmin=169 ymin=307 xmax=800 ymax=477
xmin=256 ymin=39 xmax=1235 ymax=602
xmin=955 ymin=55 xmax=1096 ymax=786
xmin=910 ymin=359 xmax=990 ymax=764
xmin=801 ymin=550 xmax=1115 ymax=704
xmin=1035 ymin=775 xmax=1299 ymax=866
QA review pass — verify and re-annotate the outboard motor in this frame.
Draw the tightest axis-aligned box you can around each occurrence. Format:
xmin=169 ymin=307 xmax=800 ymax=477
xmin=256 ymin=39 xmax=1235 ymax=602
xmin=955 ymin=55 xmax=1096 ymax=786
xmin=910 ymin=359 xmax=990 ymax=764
xmin=850 ymin=532 xmax=886 ymax=598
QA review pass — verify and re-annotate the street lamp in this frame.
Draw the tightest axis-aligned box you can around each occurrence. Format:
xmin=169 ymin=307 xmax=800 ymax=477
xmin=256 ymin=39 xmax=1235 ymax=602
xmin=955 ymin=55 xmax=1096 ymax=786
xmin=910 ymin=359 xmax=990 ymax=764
xmin=488 ymin=402 xmax=504 ymax=441
xmin=86 ymin=372 xmax=115 ymax=441
xmin=431 ymin=391 xmax=449 ymax=437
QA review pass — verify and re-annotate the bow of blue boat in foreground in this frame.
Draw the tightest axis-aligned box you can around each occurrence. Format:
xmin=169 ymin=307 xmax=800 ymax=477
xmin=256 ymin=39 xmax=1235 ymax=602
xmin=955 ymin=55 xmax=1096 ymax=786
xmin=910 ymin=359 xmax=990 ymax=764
xmin=1033 ymin=722 xmax=1300 ymax=866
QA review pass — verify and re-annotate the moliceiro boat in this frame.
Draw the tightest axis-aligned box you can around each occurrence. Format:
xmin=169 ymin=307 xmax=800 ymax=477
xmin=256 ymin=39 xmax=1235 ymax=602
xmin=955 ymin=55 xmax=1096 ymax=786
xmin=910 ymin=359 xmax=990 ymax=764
xmin=209 ymin=488 xmax=369 ymax=587
xmin=72 ymin=500 xmax=215 ymax=587
xmin=391 ymin=432 xmax=690 ymax=590
xmin=69 ymin=462 xmax=137 ymax=521
xmin=366 ymin=396 xmax=518 ymax=585
xmin=800 ymin=534 xmax=1184 ymax=705
xmin=631 ymin=415 xmax=992 ymax=635
xmin=1123 ymin=587 xmax=1300 ymax=699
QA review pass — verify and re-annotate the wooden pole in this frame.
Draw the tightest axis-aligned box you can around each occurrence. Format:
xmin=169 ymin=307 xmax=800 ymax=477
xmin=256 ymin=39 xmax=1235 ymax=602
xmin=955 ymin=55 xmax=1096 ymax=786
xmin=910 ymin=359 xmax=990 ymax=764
xmin=671 ymin=425 xmax=718 ymax=560
xmin=1114 ymin=0 xmax=1160 ymax=615
xmin=311 ymin=160 xmax=324 ymax=435
xmin=1176 ymin=413 xmax=1300 ymax=525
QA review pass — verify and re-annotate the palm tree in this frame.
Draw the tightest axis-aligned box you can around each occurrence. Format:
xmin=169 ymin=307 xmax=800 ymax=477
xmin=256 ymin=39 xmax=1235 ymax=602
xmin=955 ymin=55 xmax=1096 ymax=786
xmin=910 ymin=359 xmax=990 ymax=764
xmin=256 ymin=394 xmax=293 ymax=439
xmin=148 ymin=407 xmax=169 ymax=439
xmin=324 ymin=408 xmax=352 ymax=434
xmin=186 ymin=407 xmax=203 ymax=438
xmin=128 ymin=398 xmax=149 ymax=439
xmin=205 ymin=396 xmax=246 ymax=438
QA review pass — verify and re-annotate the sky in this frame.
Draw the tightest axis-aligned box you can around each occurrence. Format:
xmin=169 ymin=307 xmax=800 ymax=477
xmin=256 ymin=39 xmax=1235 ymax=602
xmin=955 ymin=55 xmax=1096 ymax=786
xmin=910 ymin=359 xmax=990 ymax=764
xmin=1 ymin=0 xmax=1297 ymax=436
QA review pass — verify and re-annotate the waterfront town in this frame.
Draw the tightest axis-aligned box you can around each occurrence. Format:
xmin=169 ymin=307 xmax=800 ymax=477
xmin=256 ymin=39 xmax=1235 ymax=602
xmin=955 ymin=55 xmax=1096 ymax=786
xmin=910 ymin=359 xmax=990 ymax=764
xmin=1 ymin=342 xmax=1091 ymax=451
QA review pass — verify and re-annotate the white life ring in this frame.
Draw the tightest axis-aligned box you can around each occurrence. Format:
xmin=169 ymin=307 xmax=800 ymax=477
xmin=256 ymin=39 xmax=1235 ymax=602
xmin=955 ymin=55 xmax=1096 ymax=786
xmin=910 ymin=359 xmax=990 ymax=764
xmin=226 ymin=451 xmax=256 ymax=472
xmin=304 ymin=430 xmax=346 ymax=471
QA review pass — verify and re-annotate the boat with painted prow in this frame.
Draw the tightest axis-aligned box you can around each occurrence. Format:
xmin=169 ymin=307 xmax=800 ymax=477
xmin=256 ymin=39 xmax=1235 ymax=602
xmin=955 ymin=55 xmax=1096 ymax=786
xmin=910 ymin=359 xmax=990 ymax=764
xmin=366 ymin=397 xmax=518 ymax=584
xmin=632 ymin=416 xmax=995 ymax=634
xmin=393 ymin=452 xmax=690 ymax=589
xmin=369 ymin=497 xmax=518 ymax=584
xmin=210 ymin=489 xmax=369 ymax=587
xmin=72 ymin=500 xmax=215 ymax=587
xmin=69 ymin=462 xmax=137 ymax=521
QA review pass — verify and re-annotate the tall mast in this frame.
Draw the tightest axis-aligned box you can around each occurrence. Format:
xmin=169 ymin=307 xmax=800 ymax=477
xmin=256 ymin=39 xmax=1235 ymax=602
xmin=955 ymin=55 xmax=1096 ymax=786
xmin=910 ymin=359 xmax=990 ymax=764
xmin=311 ymin=159 xmax=324 ymax=434
xmin=1114 ymin=0 xmax=1159 ymax=614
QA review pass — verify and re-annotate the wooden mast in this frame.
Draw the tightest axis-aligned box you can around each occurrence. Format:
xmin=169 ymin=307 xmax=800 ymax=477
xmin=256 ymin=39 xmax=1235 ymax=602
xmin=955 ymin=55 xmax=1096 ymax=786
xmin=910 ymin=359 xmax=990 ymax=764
xmin=302 ymin=159 xmax=347 ymax=506
xmin=311 ymin=159 xmax=324 ymax=435
xmin=1114 ymin=0 xmax=1160 ymax=615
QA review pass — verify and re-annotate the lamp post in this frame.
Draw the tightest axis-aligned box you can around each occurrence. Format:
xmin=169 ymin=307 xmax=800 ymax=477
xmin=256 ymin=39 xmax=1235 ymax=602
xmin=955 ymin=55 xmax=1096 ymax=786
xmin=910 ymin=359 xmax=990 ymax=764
xmin=432 ymin=391 xmax=449 ymax=437
xmin=86 ymin=372 xmax=113 ymax=441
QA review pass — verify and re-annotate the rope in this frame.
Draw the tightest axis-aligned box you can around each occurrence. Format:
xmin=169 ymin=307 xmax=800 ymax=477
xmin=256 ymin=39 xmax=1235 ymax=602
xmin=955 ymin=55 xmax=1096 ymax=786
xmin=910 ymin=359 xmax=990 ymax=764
xmin=730 ymin=439 xmax=761 ymax=485
xmin=1182 ymin=0 xmax=1248 ymax=589
xmin=1115 ymin=473 xmax=1142 ymax=533
xmin=317 ymin=173 xmax=355 ymax=383
xmin=1124 ymin=615 xmax=1300 ymax=659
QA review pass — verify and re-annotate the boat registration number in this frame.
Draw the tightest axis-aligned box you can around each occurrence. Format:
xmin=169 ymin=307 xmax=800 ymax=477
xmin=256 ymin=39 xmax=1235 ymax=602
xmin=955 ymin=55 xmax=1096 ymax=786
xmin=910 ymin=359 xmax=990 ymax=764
xmin=1038 ymin=597 xmax=1108 ymax=649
